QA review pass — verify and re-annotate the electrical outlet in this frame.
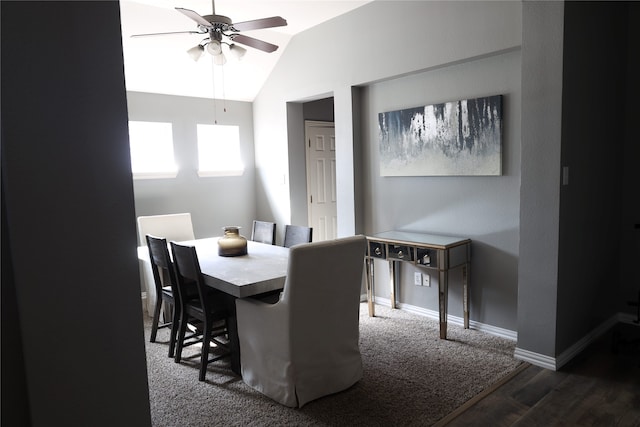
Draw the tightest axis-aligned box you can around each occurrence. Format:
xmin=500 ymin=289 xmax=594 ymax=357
xmin=414 ymin=272 xmax=422 ymax=286
xmin=422 ymin=273 xmax=430 ymax=287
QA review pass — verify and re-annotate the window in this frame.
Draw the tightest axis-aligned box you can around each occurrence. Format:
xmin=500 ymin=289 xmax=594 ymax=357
xmin=196 ymin=124 xmax=244 ymax=177
xmin=128 ymin=121 xmax=177 ymax=179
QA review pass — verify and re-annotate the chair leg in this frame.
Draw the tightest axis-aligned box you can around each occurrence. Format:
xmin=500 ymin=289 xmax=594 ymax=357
xmin=199 ymin=321 xmax=212 ymax=381
xmin=168 ymin=304 xmax=179 ymax=358
xmin=174 ymin=310 xmax=189 ymax=363
xmin=150 ymin=297 xmax=163 ymax=343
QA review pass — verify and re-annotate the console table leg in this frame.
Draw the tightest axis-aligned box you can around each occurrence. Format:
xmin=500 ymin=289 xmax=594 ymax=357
xmin=365 ymin=258 xmax=375 ymax=317
xmin=438 ymin=269 xmax=448 ymax=339
xmin=463 ymin=263 xmax=470 ymax=329
xmin=389 ymin=261 xmax=397 ymax=309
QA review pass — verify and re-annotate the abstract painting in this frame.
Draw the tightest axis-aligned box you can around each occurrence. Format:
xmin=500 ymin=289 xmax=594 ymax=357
xmin=378 ymin=95 xmax=502 ymax=176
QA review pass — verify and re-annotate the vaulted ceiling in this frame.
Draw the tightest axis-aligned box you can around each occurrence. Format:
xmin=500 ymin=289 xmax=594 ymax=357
xmin=119 ymin=0 xmax=371 ymax=101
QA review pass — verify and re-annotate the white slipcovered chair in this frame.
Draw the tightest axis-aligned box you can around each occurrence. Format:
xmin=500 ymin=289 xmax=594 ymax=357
xmin=137 ymin=213 xmax=195 ymax=316
xmin=236 ymin=235 xmax=367 ymax=408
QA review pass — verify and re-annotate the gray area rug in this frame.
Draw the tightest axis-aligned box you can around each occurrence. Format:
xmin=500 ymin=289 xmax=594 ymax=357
xmin=145 ymin=303 xmax=523 ymax=426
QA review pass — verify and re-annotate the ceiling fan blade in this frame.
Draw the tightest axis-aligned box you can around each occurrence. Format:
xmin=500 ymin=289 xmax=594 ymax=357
xmin=175 ymin=7 xmax=213 ymax=28
xmin=231 ymin=16 xmax=287 ymax=32
xmin=131 ymin=30 xmax=205 ymax=38
xmin=229 ymin=34 xmax=279 ymax=53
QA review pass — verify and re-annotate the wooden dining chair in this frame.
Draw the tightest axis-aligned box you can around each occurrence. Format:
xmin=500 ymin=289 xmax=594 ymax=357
xmin=250 ymin=220 xmax=276 ymax=245
xmin=146 ymin=235 xmax=180 ymax=357
xmin=283 ymin=225 xmax=313 ymax=248
xmin=146 ymin=234 xmax=202 ymax=359
xmin=170 ymin=242 xmax=231 ymax=381
xmin=137 ymin=213 xmax=196 ymax=318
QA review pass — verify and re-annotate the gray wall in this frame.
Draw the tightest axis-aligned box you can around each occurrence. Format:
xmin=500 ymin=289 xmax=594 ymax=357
xmin=1 ymin=2 xmax=151 ymax=425
xmin=361 ymin=50 xmax=521 ymax=331
xmin=517 ymin=0 xmax=564 ymax=359
xmin=126 ymin=92 xmax=256 ymax=241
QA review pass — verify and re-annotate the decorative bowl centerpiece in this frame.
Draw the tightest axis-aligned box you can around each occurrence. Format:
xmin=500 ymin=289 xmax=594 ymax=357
xmin=218 ymin=226 xmax=247 ymax=257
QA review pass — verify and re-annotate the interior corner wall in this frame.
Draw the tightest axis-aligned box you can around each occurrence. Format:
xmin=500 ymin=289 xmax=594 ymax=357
xmin=126 ymin=92 xmax=256 ymax=240
xmin=556 ymin=1 xmax=629 ymax=354
xmin=517 ymin=1 xmax=564 ymax=358
xmin=1 ymin=2 xmax=151 ymax=425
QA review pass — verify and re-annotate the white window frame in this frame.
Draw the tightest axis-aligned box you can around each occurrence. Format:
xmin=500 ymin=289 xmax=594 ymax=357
xmin=128 ymin=121 xmax=178 ymax=180
xmin=196 ymin=124 xmax=244 ymax=177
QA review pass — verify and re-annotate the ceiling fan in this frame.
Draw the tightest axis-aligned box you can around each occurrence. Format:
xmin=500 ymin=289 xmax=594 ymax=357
xmin=131 ymin=0 xmax=287 ymax=65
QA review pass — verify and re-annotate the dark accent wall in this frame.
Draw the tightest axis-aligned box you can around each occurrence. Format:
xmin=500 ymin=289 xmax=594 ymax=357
xmin=557 ymin=1 xmax=639 ymax=353
xmin=1 ymin=185 xmax=30 ymax=427
xmin=1 ymin=2 xmax=151 ymax=425
xmin=620 ymin=3 xmax=640 ymax=315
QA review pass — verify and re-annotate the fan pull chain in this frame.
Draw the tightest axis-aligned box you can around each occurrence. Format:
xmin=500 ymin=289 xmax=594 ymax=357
xmin=221 ymin=65 xmax=227 ymax=113
xmin=211 ymin=57 xmax=218 ymax=124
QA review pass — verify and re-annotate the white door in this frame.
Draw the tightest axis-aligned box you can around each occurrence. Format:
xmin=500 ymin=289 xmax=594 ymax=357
xmin=305 ymin=120 xmax=337 ymax=242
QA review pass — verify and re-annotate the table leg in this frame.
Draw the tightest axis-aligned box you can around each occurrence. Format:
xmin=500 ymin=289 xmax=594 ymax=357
xmin=463 ymin=263 xmax=470 ymax=329
xmin=388 ymin=261 xmax=397 ymax=309
xmin=438 ymin=269 xmax=448 ymax=339
xmin=365 ymin=258 xmax=375 ymax=317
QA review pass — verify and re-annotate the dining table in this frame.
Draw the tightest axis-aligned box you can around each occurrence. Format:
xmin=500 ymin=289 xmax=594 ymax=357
xmin=139 ymin=237 xmax=290 ymax=374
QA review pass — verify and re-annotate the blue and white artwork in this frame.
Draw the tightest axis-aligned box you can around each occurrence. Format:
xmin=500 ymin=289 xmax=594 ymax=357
xmin=378 ymin=95 xmax=502 ymax=176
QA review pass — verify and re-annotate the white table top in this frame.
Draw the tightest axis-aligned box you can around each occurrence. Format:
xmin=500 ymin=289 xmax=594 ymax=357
xmin=138 ymin=237 xmax=289 ymax=298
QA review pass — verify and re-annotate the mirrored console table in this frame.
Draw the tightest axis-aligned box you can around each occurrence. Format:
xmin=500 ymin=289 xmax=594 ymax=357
xmin=365 ymin=231 xmax=471 ymax=339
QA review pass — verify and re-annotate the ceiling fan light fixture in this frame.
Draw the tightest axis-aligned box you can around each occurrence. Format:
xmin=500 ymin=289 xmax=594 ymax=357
xmin=206 ymin=40 xmax=223 ymax=56
xmin=186 ymin=44 xmax=204 ymax=61
xmin=229 ymin=44 xmax=247 ymax=60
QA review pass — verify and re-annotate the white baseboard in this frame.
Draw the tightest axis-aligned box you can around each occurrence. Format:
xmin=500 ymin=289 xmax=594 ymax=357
xmin=515 ymin=312 xmax=636 ymax=371
xmin=513 ymin=347 xmax=557 ymax=370
xmin=369 ymin=297 xmax=518 ymax=341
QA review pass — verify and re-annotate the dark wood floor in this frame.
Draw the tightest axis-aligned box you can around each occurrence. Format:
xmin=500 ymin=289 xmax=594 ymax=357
xmin=444 ymin=323 xmax=640 ymax=427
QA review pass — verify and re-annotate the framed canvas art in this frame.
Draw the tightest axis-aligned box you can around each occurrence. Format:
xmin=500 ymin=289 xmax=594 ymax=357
xmin=378 ymin=95 xmax=503 ymax=176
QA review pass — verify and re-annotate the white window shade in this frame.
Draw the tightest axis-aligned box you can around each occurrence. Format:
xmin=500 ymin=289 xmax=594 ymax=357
xmin=197 ymin=124 xmax=244 ymax=177
xmin=128 ymin=121 xmax=178 ymax=179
